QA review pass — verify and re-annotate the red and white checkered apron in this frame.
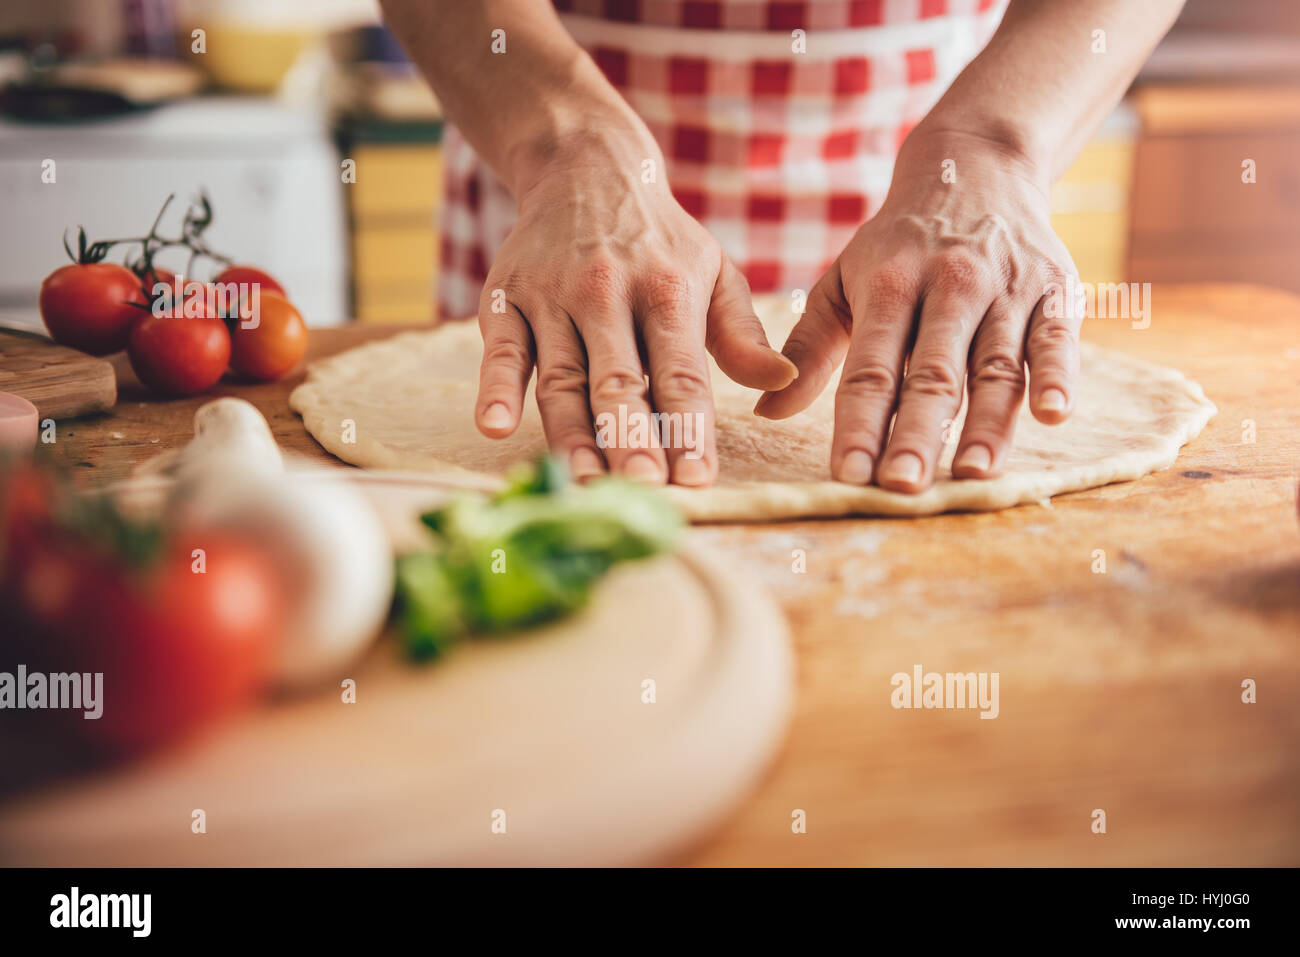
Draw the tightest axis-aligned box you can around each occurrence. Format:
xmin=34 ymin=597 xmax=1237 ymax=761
xmin=438 ymin=0 xmax=1008 ymax=319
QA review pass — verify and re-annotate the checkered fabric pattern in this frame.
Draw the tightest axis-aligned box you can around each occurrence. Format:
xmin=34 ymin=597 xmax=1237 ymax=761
xmin=438 ymin=0 xmax=1008 ymax=319
xmin=554 ymin=0 xmax=999 ymax=30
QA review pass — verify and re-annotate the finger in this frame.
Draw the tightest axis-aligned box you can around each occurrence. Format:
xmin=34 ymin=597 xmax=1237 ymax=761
xmin=876 ymin=281 xmax=988 ymax=494
xmin=951 ymin=301 xmax=1029 ymax=479
xmin=753 ymin=261 xmax=852 ymax=420
xmin=475 ymin=293 xmax=534 ymax=439
xmin=1025 ymin=274 xmax=1083 ymax=424
xmin=828 ymin=265 xmax=922 ymax=484
xmin=705 ymin=255 xmax=797 ymax=392
xmin=576 ymin=302 xmax=668 ymax=485
xmin=637 ymin=280 xmax=716 ymax=487
xmin=528 ymin=304 xmax=607 ymax=482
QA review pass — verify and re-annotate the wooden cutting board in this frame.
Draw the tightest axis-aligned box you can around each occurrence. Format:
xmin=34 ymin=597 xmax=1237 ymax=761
xmin=0 ymin=329 xmax=116 ymax=420
xmin=0 ymin=479 xmax=794 ymax=866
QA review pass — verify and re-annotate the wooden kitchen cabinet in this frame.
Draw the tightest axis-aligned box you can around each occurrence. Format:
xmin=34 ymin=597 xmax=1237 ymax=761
xmin=1128 ymin=84 xmax=1300 ymax=294
xmin=1049 ymin=118 xmax=1136 ymax=286
xmin=339 ymin=123 xmax=444 ymax=323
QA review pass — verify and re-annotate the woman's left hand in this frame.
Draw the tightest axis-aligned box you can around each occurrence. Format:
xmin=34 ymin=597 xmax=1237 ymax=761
xmin=755 ymin=128 xmax=1084 ymax=494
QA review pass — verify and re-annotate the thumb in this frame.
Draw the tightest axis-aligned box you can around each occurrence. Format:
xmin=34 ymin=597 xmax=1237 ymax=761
xmin=705 ymin=255 xmax=798 ymax=392
xmin=753 ymin=260 xmax=853 ymax=419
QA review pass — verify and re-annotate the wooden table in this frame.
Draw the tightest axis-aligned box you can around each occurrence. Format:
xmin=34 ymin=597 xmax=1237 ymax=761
xmin=44 ymin=283 xmax=1300 ymax=866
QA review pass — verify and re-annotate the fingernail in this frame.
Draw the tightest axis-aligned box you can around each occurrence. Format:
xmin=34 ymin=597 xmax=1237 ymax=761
xmin=954 ymin=444 xmax=991 ymax=474
xmin=481 ymin=402 xmax=512 ymax=429
xmin=838 ymin=449 xmax=873 ymax=484
xmin=672 ymin=457 xmax=711 ymax=486
xmin=765 ymin=355 xmax=798 ymax=390
xmin=570 ymin=447 xmax=605 ymax=481
xmin=881 ymin=452 xmax=923 ymax=486
xmin=753 ymin=393 xmax=774 ymax=417
xmin=1038 ymin=388 xmax=1068 ymax=413
xmin=623 ymin=453 xmax=666 ymax=484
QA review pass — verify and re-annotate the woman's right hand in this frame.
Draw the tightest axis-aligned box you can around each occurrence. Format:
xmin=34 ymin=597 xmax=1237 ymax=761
xmin=475 ymin=120 xmax=797 ymax=487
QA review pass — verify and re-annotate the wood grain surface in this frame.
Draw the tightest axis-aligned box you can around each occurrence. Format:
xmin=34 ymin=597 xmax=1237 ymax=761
xmin=28 ymin=282 xmax=1300 ymax=866
xmin=0 ymin=545 xmax=793 ymax=867
xmin=0 ymin=329 xmax=116 ymax=420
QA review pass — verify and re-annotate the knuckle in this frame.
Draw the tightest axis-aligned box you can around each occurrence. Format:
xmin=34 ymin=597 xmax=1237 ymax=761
xmin=482 ymin=338 xmax=532 ymax=370
xmin=590 ymin=367 xmax=649 ymax=404
xmin=839 ymin=361 xmax=899 ymax=397
xmin=863 ymin=264 xmax=914 ymax=308
xmin=970 ymin=349 xmax=1025 ymax=388
xmin=931 ymin=251 xmax=987 ymax=296
xmin=493 ymin=272 xmax=530 ymax=301
xmin=639 ymin=270 xmax=697 ymax=319
xmin=575 ymin=258 xmax=625 ymax=302
xmin=535 ymin=360 xmax=588 ymax=401
xmin=653 ymin=366 xmax=711 ymax=402
xmin=1039 ymin=261 xmax=1071 ymax=288
xmin=1028 ymin=318 xmax=1078 ymax=351
xmin=1031 ymin=261 xmax=1073 ymax=303
xmin=903 ymin=358 xmax=964 ymax=399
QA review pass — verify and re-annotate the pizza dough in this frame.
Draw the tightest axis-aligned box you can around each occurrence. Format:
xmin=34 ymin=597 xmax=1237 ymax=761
xmin=290 ymin=300 xmax=1216 ymax=522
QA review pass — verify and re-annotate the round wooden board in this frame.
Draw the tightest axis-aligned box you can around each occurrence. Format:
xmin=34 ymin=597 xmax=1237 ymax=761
xmin=0 ymin=540 xmax=793 ymax=866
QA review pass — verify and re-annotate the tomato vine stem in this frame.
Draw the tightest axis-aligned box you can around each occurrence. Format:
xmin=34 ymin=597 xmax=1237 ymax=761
xmin=60 ymin=192 xmax=241 ymax=304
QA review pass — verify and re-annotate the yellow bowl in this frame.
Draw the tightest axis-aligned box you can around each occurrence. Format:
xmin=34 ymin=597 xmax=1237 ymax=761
xmin=188 ymin=24 xmax=318 ymax=93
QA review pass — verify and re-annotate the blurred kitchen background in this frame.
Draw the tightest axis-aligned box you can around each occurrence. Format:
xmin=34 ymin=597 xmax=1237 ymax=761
xmin=0 ymin=0 xmax=1297 ymax=330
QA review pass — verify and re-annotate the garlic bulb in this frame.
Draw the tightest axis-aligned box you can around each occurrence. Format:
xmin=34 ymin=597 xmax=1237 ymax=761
xmin=165 ymin=399 xmax=393 ymax=688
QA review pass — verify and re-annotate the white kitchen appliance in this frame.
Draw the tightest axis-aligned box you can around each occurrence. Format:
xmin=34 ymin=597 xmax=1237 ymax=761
xmin=0 ymin=96 xmax=349 ymax=329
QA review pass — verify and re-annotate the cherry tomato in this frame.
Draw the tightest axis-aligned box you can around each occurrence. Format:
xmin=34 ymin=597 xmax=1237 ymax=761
xmin=213 ymin=265 xmax=285 ymax=298
xmin=39 ymin=263 xmax=146 ymax=356
xmin=229 ymin=291 xmax=308 ymax=381
xmin=3 ymin=523 xmax=283 ymax=753
xmin=135 ymin=265 xmax=175 ymax=294
xmin=177 ymin=279 xmax=217 ymax=312
xmin=127 ymin=309 xmax=231 ymax=396
xmin=0 ymin=462 xmax=54 ymax=573
xmin=138 ymin=271 xmax=212 ymax=314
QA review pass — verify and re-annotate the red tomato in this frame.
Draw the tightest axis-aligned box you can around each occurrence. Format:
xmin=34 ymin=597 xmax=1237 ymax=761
xmin=39 ymin=263 xmax=146 ymax=356
xmin=138 ymin=272 xmax=211 ymax=314
xmin=0 ymin=462 xmax=54 ymax=576
xmin=144 ymin=269 xmax=177 ymax=306
xmin=127 ymin=309 xmax=231 ymax=396
xmin=213 ymin=265 xmax=285 ymax=298
xmin=145 ymin=270 xmax=216 ymax=311
xmin=229 ymin=291 xmax=308 ymax=381
xmin=135 ymin=265 xmax=175 ymax=293
xmin=3 ymin=526 xmax=283 ymax=753
xmin=176 ymin=278 xmax=217 ymax=311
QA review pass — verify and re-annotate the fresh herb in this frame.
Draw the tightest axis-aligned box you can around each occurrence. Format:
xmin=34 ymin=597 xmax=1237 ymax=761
xmin=393 ymin=457 xmax=682 ymax=659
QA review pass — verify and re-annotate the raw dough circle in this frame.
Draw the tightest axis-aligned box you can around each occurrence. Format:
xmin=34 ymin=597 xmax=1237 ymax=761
xmin=290 ymin=300 xmax=1216 ymax=522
